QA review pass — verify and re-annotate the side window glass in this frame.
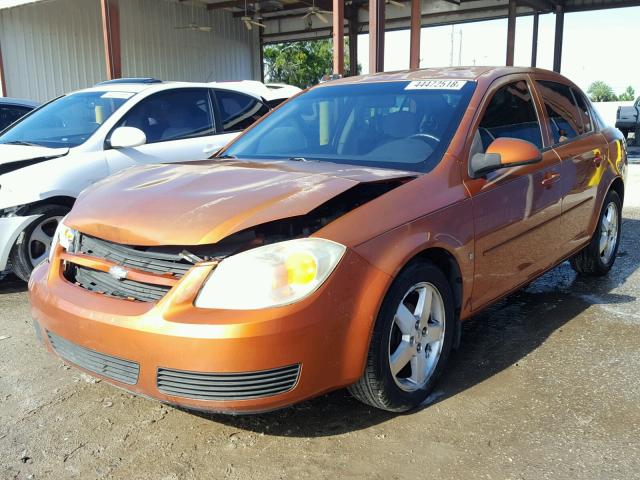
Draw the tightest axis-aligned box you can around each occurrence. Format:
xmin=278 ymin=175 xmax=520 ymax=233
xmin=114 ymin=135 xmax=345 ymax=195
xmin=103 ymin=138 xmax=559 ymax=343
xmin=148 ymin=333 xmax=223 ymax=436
xmin=476 ymin=80 xmax=543 ymax=151
xmin=0 ymin=106 xmax=31 ymax=130
xmin=572 ymin=89 xmax=594 ymax=134
xmin=116 ymin=89 xmax=214 ymax=144
xmin=536 ymin=81 xmax=581 ymax=144
xmin=215 ymin=90 xmax=269 ymax=132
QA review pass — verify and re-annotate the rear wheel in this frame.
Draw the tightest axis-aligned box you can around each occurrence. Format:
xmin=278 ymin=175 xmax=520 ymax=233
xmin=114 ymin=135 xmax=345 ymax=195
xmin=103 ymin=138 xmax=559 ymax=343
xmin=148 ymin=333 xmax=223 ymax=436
xmin=348 ymin=261 xmax=454 ymax=412
xmin=9 ymin=204 xmax=68 ymax=282
xmin=570 ymin=190 xmax=622 ymax=276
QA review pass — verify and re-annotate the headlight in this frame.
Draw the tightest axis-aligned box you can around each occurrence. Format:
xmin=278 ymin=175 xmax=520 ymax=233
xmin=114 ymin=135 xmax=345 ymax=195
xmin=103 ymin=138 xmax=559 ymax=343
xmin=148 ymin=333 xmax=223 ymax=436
xmin=49 ymin=218 xmax=77 ymax=262
xmin=194 ymin=238 xmax=346 ymax=310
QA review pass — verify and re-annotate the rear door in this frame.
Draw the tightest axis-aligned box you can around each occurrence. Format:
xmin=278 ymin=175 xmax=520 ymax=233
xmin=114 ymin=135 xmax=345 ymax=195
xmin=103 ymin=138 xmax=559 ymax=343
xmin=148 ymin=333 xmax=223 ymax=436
xmin=104 ymin=88 xmax=221 ymax=173
xmin=533 ymin=79 xmax=607 ymax=251
xmin=464 ymin=76 xmax=562 ymax=309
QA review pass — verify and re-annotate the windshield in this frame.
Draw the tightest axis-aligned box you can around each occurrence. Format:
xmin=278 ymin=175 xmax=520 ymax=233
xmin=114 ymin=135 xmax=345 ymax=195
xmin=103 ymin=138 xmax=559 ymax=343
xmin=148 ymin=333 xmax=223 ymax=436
xmin=0 ymin=91 xmax=132 ymax=148
xmin=224 ymin=80 xmax=476 ymax=172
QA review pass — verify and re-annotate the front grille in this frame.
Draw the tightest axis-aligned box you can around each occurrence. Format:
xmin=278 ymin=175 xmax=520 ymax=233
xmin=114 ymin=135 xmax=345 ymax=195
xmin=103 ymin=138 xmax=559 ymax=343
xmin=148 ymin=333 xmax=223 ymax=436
xmin=157 ymin=364 xmax=301 ymax=401
xmin=47 ymin=331 xmax=139 ymax=385
xmin=65 ymin=234 xmax=196 ymax=303
xmin=75 ymin=266 xmax=170 ymax=303
xmin=77 ymin=235 xmax=192 ymax=277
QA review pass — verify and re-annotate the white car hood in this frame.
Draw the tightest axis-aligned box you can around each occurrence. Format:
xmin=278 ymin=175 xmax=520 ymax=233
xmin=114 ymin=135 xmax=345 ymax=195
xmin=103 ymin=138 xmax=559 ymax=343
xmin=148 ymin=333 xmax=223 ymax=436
xmin=0 ymin=144 xmax=69 ymax=166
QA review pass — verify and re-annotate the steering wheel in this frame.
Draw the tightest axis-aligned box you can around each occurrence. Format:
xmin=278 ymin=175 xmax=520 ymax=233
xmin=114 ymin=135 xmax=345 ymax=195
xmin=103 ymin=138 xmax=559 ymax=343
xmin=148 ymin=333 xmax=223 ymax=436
xmin=408 ymin=133 xmax=440 ymax=149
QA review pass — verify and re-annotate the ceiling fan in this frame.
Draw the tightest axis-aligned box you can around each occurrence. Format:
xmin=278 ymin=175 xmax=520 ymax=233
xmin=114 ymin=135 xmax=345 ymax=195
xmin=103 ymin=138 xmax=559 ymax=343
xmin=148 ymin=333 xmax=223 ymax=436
xmin=175 ymin=1 xmax=212 ymax=32
xmin=240 ymin=0 xmax=266 ymax=30
xmin=303 ymin=0 xmax=331 ymax=24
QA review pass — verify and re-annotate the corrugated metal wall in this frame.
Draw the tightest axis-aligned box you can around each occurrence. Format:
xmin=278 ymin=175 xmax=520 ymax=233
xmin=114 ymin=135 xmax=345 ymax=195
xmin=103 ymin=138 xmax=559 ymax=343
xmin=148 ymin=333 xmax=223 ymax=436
xmin=120 ymin=0 xmax=259 ymax=83
xmin=0 ymin=0 xmax=260 ymax=102
xmin=0 ymin=0 xmax=106 ymax=102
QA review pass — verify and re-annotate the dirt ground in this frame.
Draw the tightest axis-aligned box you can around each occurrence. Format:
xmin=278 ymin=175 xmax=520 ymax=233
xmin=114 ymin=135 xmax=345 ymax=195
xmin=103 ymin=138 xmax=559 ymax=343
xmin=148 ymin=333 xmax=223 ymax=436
xmin=1 ymin=164 xmax=639 ymax=480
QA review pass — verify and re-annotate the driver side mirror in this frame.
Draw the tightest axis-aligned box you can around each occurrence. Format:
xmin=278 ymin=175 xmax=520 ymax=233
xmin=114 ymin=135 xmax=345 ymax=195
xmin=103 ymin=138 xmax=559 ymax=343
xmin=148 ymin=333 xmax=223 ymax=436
xmin=109 ymin=126 xmax=146 ymax=149
xmin=470 ymin=137 xmax=542 ymax=178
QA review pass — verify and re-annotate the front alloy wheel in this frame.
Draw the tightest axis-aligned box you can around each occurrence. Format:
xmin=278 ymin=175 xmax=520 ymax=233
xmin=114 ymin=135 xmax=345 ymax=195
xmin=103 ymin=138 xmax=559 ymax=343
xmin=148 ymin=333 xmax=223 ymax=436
xmin=389 ymin=282 xmax=446 ymax=392
xmin=349 ymin=260 xmax=454 ymax=412
xmin=9 ymin=204 xmax=69 ymax=282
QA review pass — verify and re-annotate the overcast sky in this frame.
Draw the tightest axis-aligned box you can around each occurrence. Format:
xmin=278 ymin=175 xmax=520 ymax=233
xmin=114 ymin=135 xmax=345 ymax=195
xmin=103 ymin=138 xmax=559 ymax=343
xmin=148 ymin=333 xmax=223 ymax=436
xmin=357 ymin=6 xmax=640 ymax=98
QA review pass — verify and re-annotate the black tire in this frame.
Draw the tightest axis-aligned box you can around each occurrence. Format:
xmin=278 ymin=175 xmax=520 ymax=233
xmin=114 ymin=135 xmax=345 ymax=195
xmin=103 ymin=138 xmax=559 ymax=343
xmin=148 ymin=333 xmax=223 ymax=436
xmin=9 ymin=204 xmax=69 ymax=282
xmin=570 ymin=190 xmax=622 ymax=276
xmin=348 ymin=260 xmax=455 ymax=412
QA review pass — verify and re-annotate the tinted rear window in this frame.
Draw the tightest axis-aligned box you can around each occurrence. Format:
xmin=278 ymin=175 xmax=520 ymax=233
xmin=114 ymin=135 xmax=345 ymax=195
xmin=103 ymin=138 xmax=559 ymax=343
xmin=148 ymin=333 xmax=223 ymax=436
xmin=536 ymin=80 xmax=582 ymax=145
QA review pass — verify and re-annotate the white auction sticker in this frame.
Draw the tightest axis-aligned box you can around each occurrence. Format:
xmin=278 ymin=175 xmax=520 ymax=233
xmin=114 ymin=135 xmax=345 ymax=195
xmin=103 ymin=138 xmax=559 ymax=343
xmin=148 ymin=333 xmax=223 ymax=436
xmin=405 ymin=80 xmax=467 ymax=90
xmin=101 ymin=91 xmax=135 ymax=99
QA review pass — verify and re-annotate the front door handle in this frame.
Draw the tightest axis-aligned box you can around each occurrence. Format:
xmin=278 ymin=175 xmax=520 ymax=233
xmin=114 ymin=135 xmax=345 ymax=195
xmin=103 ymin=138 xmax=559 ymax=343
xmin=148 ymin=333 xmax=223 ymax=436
xmin=541 ymin=172 xmax=561 ymax=187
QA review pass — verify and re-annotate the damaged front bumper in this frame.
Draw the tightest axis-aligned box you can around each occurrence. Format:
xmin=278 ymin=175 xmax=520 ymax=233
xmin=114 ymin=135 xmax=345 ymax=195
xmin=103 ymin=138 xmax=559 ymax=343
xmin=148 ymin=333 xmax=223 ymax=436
xmin=29 ymin=247 xmax=392 ymax=413
xmin=0 ymin=214 xmax=40 ymax=272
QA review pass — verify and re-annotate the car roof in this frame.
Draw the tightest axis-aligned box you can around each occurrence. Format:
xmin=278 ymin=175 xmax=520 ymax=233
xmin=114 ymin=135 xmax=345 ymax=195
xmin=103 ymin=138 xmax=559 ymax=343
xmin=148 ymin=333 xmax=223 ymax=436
xmin=0 ymin=97 xmax=39 ymax=108
xmin=72 ymin=80 xmax=265 ymax=101
xmin=314 ymin=66 xmax=570 ymax=87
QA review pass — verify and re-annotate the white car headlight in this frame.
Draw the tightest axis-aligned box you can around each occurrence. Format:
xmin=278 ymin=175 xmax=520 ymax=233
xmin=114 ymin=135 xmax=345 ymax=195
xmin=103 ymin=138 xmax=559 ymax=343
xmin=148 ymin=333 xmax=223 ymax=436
xmin=194 ymin=238 xmax=346 ymax=310
xmin=49 ymin=218 xmax=77 ymax=262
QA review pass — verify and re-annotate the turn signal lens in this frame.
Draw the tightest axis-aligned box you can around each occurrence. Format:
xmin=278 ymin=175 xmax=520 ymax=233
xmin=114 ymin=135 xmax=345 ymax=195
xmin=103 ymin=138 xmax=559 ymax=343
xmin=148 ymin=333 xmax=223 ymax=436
xmin=49 ymin=218 xmax=77 ymax=262
xmin=285 ymin=251 xmax=318 ymax=285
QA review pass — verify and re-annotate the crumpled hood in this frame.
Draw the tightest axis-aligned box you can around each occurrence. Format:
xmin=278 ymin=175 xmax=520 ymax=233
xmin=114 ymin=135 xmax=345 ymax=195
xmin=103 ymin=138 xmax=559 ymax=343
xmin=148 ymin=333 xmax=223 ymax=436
xmin=67 ymin=160 xmax=415 ymax=246
xmin=0 ymin=144 xmax=69 ymax=173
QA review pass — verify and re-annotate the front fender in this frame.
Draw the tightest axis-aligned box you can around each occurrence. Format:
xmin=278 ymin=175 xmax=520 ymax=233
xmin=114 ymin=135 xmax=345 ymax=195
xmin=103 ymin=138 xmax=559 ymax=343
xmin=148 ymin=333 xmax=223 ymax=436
xmin=353 ymin=198 xmax=475 ymax=319
xmin=0 ymin=151 xmax=107 ymax=209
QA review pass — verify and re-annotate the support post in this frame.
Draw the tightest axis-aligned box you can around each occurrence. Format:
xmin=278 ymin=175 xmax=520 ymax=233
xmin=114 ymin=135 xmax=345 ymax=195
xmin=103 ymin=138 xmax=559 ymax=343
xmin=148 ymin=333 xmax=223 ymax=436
xmin=410 ymin=0 xmax=421 ymax=69
xmin=531 ymin=11 xmax=539 ymax=67
xmin=333 ymin=0 xmax=344 ymax=75
xmin=347 ymin=5 xmax=359 ymax=77
xmin=100 ymin=0 xmax=121 ymax=80
xmin=0 ymin=37 xmax=6 ymax=96
xmin=259 ymin=30 xmax=265 ymax=82
xmin=506 ymin=0 xmax=516 ymax=66
xmin=553 ymin=4 xmax=564 ymax=73
xmin=369 ymin=0 xmax=385 ymax=73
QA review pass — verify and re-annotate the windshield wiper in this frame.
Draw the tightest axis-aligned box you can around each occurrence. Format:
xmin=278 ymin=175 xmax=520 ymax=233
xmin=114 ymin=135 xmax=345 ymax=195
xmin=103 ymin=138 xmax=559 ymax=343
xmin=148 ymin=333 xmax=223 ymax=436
xmin=215 ymin=154 xmax=236 ymax=159
xmin=4 ymin=140 xmax=44 ymax=147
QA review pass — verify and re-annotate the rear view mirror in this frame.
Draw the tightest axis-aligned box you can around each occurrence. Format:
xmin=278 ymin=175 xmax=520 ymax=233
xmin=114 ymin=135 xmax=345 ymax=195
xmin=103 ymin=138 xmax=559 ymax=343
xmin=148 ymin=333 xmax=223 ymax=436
xmin=110 ymin=126 xmax=146 ymax=149
xmin=470 ymin=137 xmax=542 ymax=178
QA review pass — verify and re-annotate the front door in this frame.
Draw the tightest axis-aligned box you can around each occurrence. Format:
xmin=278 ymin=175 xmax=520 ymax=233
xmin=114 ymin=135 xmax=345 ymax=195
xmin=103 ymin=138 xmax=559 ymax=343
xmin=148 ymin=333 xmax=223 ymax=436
xmin=464 ymin=77 xmax=562 ymax=310
xmin=104 ymin=88 xmax=231 ymax=173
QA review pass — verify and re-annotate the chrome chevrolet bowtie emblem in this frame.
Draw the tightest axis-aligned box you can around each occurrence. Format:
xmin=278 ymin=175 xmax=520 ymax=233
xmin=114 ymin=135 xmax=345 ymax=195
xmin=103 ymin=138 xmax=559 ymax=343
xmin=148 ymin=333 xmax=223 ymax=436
xmin=108 ymin=265 xmax=128 ymax=281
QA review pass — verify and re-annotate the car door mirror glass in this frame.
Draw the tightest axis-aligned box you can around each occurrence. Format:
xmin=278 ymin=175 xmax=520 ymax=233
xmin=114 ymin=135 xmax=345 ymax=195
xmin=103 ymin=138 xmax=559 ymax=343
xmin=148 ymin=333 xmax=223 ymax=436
xmin=470 ymin=137 xmax=542 ymax=177
xmin=110 ymin=126 xmax=146 ymax=149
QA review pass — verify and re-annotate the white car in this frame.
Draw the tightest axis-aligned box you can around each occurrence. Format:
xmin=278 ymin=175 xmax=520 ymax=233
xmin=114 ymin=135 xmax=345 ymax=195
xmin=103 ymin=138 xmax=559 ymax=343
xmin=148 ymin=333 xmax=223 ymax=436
xmin=0 ymin=77 xmax=296 ymax=281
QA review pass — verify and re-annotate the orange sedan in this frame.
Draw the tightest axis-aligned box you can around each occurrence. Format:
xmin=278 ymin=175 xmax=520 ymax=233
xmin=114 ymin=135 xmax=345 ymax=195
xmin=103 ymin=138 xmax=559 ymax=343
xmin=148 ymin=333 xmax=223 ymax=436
xmin=29 ymin=67 xmax=626 ymax=413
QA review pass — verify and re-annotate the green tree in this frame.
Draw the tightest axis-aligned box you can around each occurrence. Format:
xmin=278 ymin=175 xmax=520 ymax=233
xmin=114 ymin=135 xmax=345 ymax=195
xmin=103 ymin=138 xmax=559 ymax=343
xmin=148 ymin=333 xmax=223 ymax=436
xmin=618 ymin=86 xmax=636 ymax=102
xmin=263 ymin=39 xmax=360 ymax=89
xmin=587 ymin=81 xmax=617 ymax=102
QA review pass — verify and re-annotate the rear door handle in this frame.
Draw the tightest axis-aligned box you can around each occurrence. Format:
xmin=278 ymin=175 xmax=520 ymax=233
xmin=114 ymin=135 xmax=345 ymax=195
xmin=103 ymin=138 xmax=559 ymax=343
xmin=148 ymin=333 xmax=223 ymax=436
xmin=541 ymin=172 xmax=561 ymax=187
